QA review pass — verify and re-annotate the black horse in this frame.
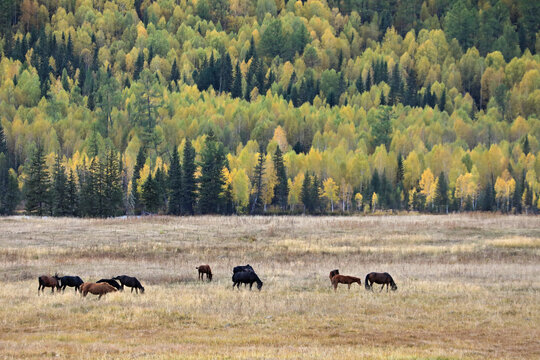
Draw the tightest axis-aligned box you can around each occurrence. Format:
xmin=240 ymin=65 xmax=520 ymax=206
xmin=113 ymin=275 xmax=145 ymax=293
xmin=233 ymin=264 xmax=254 ymax=273
xmin=97 ymin=278 xmax=121 ymax=290
xmin=59 ymin=276 xmax=84 ymax=293
xmin=365 ymin=272 xmax=398 ymax=292
xmin=232 ymin=270 xmax=263 ymax=291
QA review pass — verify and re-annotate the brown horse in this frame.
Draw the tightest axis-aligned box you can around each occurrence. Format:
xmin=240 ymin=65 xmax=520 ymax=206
xmin=365 ymin=272 xmax=397 ymax=292
xmin=196 ymin=265 xmax=212 ymax=281
xmin=329 ymin=269 xmax=339 ymax=283
xmin=81 ymin=282 xmax=118 ymax=299
xmin=38 ymin=274 xmax=61 ymax=294
xmin=331 ymin=274 xmax=361 ymax=291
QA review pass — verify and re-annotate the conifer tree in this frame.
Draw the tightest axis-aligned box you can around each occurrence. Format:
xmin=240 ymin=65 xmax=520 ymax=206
xmin=434 ymin=172 xmax=448 ymax=213
xmin=231 ymin=61 xmax=243 ymax=99
xmin=301 ymin=172 xmax=312 ymax=214
xmin=131 ymin=146 xmax=146 ymax=214
xmin=181 ymin=138 xmax=197 ymax=215
xmin=142 ymin=173 xmax=159 ymax=213
xmin=0 ymin=152 xmax=19 ymax=215
xmin=250 ymin=150 xmax=265 ymax=214
xmin=168 ymin=147 xmax=182 ymax=215
xmin=50 ymin=155 xmax=70 ymax=216
xmin=103 ymin=150 xmax=123 ymax=217
xmin=199 ymin=131 xmax=226 ymax=214
xmin=66 ymin=169 xmax=78 ymax=216
xmin=170 ymin=58 xmax=180 ymax=85
xmin=273 ymin=146 xmax=288 ymax=210
xmin=25 ymin=144 xmax=50 ymax=215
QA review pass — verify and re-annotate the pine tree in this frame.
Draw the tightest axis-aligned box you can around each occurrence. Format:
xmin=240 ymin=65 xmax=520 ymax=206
xmin=522 ymin=135 xmax=530 ymax=155
xmin=0 ymin=152 xmax=19 ymax=215
xmin=168 ymin=147 xmax=182 ymax=215
xmin=405 ymin=67 xmax=418 ymax=107
xmin=250 ymin=150 xmax=265 ymax=214
xmin=154 ymin=167 xmax=168 ymax=213
xmin=131 ymin=146 xmax=146 ymax=214
xmin=66 ymin=169 xmax=79 ymax=216
xmin=50 ymin=155 xmax=70 ymax=216
xmin=103 ymin=150 xmax=123 ymax=217
xmin=25 ymin=144 xmax=50 ymax=215
xmin=181 ymin=138 xmax=197 ymax=215
xmin=142 ymin=173 xmax=159 ymax=213
xmin=170 ymin=58 xmax=180 ymax=86
xmin=199 ymin=131 xmax=227 ymax=214
xmin=311 ymin=175 xmax=322 ymax=213
xmin=355 ymin=75 xmax=364 ymax=94
xmin=0 ymin=121 xmax=6 ymax=156
xmin=273 ymin=146 xmax=288 ymax=210
xmin=231 ymin=61 xmax=243 ymax=99
xmin=434 ymin=172 xmax=448 ymax=213
xmin=396 ymin=153 xmax=404 ymax=185
xmin=301 ymin=172 xmax=312 ymax=214
xmin=133 ymin=51 xmax=144 ymax=80
xmin=245 ymin=35 xmax=257 ymax=61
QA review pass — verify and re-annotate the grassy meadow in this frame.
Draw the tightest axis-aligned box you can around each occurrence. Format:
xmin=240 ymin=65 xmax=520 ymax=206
xmin=0 ymin=214 xmax=538 ymax=359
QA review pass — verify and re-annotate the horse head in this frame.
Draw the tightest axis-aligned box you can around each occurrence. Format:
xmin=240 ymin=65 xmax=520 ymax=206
xmin=140 ymin=286 xmax=145 ymax=294
xmin=391 ymin=282 xmax=398 ymax=291
xmin=257 ymin=281 xmax=263 ymax=291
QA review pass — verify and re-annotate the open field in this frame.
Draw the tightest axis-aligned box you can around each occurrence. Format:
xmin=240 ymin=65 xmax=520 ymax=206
xmin=0 ymin=214 xmax=539 ymax=359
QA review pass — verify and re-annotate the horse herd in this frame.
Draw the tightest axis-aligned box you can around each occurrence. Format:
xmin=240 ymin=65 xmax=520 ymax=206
xmin=37 ymin=265 xmax=397 ymax=299
xmin=38 ymin=274 xmax=144 ymax=299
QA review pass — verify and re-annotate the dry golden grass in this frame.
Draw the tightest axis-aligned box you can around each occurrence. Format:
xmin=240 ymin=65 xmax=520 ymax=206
xmin=0 ymin=214 xmax=539 ymax=359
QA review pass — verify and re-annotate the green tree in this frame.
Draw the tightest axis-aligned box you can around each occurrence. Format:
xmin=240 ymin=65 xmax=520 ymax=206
xmin=443 ymin=0 xmax=478 ymax=51
xmin=181 ymin=139 xmax=198 ymax=215
xmin=434 ymin=172 xmax=449 ymax=213
xmin=142 ymin=173 xmax=159 ymax=213
xmin=199 ymin=131 xmax=227 ymax=214
xmin=259 ymin=19 xmax=285 ymax=59
xmin=168 ymin=147 xmax=182 ymax=215
xmin=301 ymin=172 xmax=312 ymax=214
xmin=231 ymin=61 xmax=243 ymax=99
xmin=50 ymin=155 xmax=70 ymax=216
xmin=131 ymin=146 xmax=146 ymax=214
xmin=272 ymin=146 xmax=288 ymax=210
xmin=25 ymin=144 xmax=50 ymax=216
xmin=250 ymin=150 xmax=265 ymax=214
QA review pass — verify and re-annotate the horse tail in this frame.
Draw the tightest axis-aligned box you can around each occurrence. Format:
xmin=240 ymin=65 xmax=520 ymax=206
xmin=364 ymin=274 xmax=370 ymax=290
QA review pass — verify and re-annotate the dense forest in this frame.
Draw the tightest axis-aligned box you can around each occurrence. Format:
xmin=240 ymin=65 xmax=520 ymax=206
xmin=0 ymin=0 xmax=539 ymax=216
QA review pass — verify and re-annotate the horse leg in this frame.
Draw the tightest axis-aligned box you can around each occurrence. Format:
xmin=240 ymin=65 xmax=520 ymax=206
xmin=380 ymin=284 xmax=384 ymax=292
xmin=98 ymin=294 xmax=102 ymax=300
xmin=348 ymin=284 xmax=351 ymax=290
xmin=131 ymin=287 xmax=134 ymax=293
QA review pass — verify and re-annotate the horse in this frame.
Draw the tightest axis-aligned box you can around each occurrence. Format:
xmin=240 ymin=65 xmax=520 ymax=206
xmin=365 ymin=272 xmax=397 ymax=292
xmin=113 ymin=275 xmax=145 ymax=293
xmin=331 ymin=274 xmax=361 ymax=291
xmin=232 ymin=270 xmax=263 ymax=291
xmin=196 ymin=265 xmax=212 ymax=281
xmin=233 ymin=264 xmax=254 ymax=273
xmin=80 ymin=282 xmax=117 ymax=299
xmin=96 ymin=278 xmax=121 ymax=290
xmin=329 ymin=269 xmax=339 ymax=282
xmin=38 ymin=274 xmax=60 ymax=294
xmin=59 ymin=276 xmax=84 ymax=293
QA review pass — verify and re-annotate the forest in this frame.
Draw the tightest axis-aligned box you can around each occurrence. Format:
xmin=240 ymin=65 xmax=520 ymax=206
xmin=0 ymin=0 xmax=539 ymax=216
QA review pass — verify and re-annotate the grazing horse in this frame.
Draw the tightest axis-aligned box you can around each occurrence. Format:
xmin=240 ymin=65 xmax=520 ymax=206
xmin=59 ymin=276 xmax=84 ymax=293
xmin=331 ymin=274 xmax=361 ymax=291
xmin=80 ymin=282 xmax=117 ymax=299
xmin=113 ymin=275 xmax=145 ymax=293
xmin=196 ymin=265 xmax=212 ymax=281
xmin=232 ymin=270 xmax=263 ymax=291
xmin=96 ymin=278 xmax=121 ymax=290
xmin=233 ymin=264 xmax=254 ymax=273
xmin=38 ymin=274 xmax=60 ymax=294
xmin=329 ymin=269 xmax=339 ymax=283
xmin=365 ymin=272 xmax=397 ymax=292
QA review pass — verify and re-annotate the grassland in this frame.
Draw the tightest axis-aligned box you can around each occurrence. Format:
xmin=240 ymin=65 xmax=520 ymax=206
xmin=0 ymin=214 xmax=538 ymax=359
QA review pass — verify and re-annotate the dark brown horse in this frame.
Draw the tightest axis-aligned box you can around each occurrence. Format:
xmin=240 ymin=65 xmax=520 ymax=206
xmin=331 ymin=274 xmax=361 ymax=291
xmin=329 ymin=269 xmax=339 ymax=283
xmin=196 ymin=265 xmax=212 ymax=281
xmin=80 ymin=282 xmax=118 ymax=299
xmin=365 ymin=272 xmax=397 ymax=292
xmin=38 ymin=274 xmax=60 ymax=294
